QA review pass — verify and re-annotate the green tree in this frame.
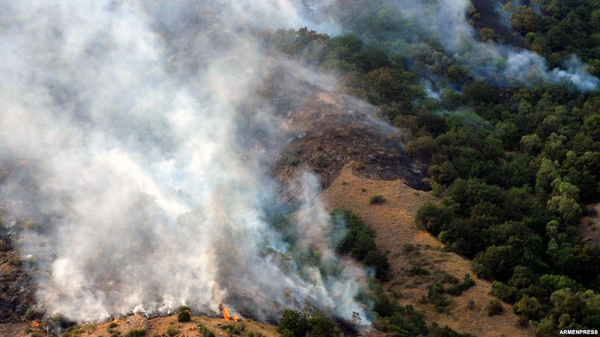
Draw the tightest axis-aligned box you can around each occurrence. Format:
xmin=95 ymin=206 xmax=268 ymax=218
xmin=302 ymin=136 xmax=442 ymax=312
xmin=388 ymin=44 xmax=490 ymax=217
xmin=278 ymin=310 xmax=309 ymax=337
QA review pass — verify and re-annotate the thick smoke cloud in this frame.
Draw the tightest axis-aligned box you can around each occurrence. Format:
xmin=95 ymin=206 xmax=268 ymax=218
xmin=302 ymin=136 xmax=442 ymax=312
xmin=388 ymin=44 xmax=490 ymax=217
xmin=0 ymin=0 xmax=369 ymax=323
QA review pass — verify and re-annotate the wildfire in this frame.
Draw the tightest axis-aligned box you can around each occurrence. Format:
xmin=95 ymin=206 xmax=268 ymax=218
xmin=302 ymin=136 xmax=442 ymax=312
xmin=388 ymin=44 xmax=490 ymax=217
xmin=219 ymin=304 xmax=241 ymax=322
xmin=31 ymin=321 xmax=40 ymax=328
xmin=113 ymin=317 xmax=119 ymax=324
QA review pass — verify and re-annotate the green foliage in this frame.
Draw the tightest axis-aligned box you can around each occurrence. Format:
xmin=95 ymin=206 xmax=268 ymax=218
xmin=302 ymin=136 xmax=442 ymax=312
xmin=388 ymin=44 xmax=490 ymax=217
xmin=166 ymin=326 xmax=179 ymax=336
xmin=405 ymin=136 xmax=438 ymax=158
xmin=333 ymin=209 xmax=389 ymax=281
xmin=278 ymin=310 xmax=338 ymax=337
xmin=369 ymin=194 xmax=386 ymax=204
xmin=286 ymin=156 xmax=300 ymax=166
xmin=307 ymin=315 xmax=338 ymax=337
xmin=278 ymin=310 xmax=310 ymax=337
xmin=414 ymin=203 xmax=453 ymax=236
xmin=513 ymin=295 xmax=542 ymax=321
xmin=427 ymin=324 xmax=477 ymax=337
xmin=487 ymin=300 xmax=504 ymax=316
xmin=124 ymin=329 xmax=146 ymax=337
xmin=43 ymin=313 xmax=76 ymax=334
xmin=446 ymin=275 xmax=476 ymax=296
xmin=176 ymin=305 xmax=191 ymax=322
xmin=199 ymin=325 xmax=216 ymax=337
xmin=264 ymin=9 xmax=600 ymax=334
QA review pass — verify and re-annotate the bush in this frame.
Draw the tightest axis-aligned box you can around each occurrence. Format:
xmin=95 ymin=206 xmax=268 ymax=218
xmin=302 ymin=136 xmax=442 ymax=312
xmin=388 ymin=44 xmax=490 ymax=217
xmin=24 ymin=309 xmax=36 ymax=320
xmin=286 ymin=156 xmax=299 ymax=166
xmin=408 ymin=265 xmax=430 ymax=276
xmin=278 ymin=310 xmax=309 ymax=337
xmin=369 ymin=194 xmax=385 ymax=204
xmin=428 ymin=284 xmax=450 ymax=310
xmin=405 ymin=136 xmax=438 ymax=158
xmin=124 ymin=329 xmax=146 ymax=337
xmin=43 ymin=313 xmax=76 ymax=334
xmin=446 ymin=275 xmax=476 ymax=296
xmin=415 ymin=203 xmax=454 ymax=236
xmin=333 ymin=209 xmax=389 ymax=281
xmin=280 ymin=329 xmax=295 ymax=337
xmin=176 ymin=305 xmax=191 ymax=322
xmin=166 ymin=326 xmax=178 ymax=336
xmin=487 ymin=300 xmax=503 ymax=316
xmin=308 ymin=315 xmax=338 ymax=337
xmin=199 ymin=325 xmax=216 ymax=337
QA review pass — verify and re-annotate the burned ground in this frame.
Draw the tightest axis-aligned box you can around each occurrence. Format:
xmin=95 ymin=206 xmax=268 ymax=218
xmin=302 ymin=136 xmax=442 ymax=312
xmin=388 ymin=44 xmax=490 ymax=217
xmin=270 ymin=91 xmax=429 ymax=196
xmin=0 ymin=231 xmax=35 ymax=324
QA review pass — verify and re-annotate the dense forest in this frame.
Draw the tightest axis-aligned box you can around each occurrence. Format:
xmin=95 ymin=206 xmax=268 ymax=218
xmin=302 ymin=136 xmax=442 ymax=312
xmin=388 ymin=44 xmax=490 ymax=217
xmin=262 ymin=0 xmax=600 ymax=335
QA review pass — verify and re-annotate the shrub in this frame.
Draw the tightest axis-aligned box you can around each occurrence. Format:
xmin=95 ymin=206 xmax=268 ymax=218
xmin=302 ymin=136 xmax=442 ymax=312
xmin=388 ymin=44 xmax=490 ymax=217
xmin=369 ymin=194 xmax=385 ymax=204
xmin=428 ymin=284 xmax=450 ymax=310
xmin=490 ymin=281 xmax=518 ymax=303
xmin=333 ymin=209 xmax=389 ymax=281
xmin=124 ymin=329 xmax=146 ymax=337
xmin=487 ymin=300 xmax=503 ymax=316
xmin=278 ymin=310 xmax=309 ymax=337
xmin=280 ymin=329 xmax=295 ymax=337
xmin=308 ymin=315 xmax=338 ymax=337
xmin=24 ymin=309 xmax=36 ymax=320
xmin=286 ymin=156 xmax=299 ymax=166
xmin=176 ymin=305 xmax=191 ymax=322
xmin=415 ymin=203 xmax=454 ymax=236
xmin=403 ymin=243 xmax=416 ymax=253
xmin=408 ymin=265 xmax=430 ymax=276
xmin=199 ymin=325 xmax=216 ymax=337
xmin=166 ymin=326 xmax=178 ymax=336
xmin=43 ymin=313 xmax=76 ymax=334
xmin=446 ymin=275 xmax=476 ymax=296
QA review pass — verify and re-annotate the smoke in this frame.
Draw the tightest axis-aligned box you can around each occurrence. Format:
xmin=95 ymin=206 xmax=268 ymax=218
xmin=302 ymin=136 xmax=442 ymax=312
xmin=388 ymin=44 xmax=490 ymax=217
xmin=0 ymin=0 xmax=372 ymax=323
xmin=351 ymin=0 xmax=599 ymax=91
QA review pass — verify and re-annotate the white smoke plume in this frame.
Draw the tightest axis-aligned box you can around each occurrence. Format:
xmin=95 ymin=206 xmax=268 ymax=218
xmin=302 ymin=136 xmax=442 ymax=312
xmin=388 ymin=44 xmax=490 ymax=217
xmin=0 ymin=0 xmax=370 ymax=323
xmin=370 ymin=0 xmax=599 ymax=91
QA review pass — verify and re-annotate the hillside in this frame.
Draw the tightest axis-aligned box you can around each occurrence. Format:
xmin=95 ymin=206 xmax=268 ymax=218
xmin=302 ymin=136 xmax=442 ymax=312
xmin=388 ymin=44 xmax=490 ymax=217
xmin=321 ymin=165 xmax=534 ymax=337
xmin=2 ymin=0 xmax=600 ymax=337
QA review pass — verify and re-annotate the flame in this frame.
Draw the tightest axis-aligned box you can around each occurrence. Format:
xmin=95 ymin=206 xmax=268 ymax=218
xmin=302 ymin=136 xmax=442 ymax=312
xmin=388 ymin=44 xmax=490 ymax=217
xmin=233 ymin=316 xmax=240 ymax=322
xmin=220 ymin=304 xmax=231 ymax=320
xmin=113 ymin=317 xmax=119 ymax=324
xmin=31 ymin=321 xmax=40 ymax=328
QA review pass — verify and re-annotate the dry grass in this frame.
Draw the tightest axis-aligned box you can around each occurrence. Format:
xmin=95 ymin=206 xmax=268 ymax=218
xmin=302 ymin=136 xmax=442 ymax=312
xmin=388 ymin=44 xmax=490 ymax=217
xmin=2 ymin=314 xmax=278 ymax=337
xmin=320 ymin=164 xmax=535 ymax=337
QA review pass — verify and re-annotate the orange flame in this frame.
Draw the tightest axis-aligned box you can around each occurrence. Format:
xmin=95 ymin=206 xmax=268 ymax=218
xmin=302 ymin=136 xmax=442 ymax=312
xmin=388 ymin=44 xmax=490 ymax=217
xmin=221 ymin=304 xmax=231 ymax=320
xmin=31 ymin=321 xmax=40 ymax=328
xmin=233 ymin=316 xmax=240 ymax=322
xmin=113 ymin=317 xmax=119 ymax=324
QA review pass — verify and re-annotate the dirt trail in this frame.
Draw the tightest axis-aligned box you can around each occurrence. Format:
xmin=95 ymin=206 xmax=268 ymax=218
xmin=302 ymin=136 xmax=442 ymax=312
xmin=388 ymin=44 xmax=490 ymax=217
xmin=320 ymin=164 xmax=535 ymax=337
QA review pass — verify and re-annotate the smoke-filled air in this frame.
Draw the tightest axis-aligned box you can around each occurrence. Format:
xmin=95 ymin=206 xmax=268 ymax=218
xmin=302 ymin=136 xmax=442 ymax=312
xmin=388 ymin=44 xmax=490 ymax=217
xmin=1 ymin=0 xmax=600 ymax=334
xmin=0 ymin=0 xmax=370 ymax=323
